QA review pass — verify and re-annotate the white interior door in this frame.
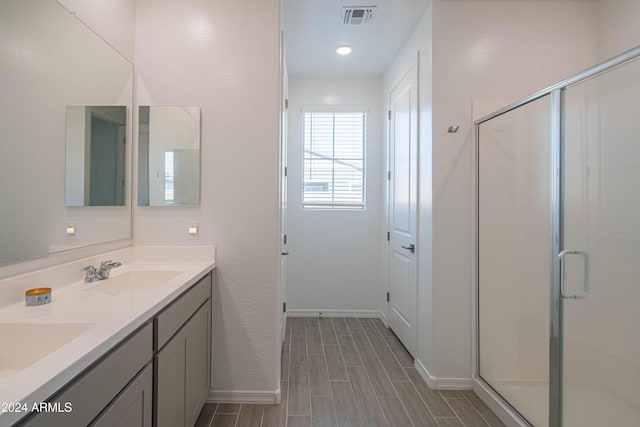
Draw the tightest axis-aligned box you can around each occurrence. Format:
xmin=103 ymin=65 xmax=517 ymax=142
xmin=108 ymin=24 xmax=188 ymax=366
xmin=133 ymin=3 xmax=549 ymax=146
xmin=388 ymin=64 xmax=418 ymax=356
xmin=280 ymin=31 xmax=289 ymax=342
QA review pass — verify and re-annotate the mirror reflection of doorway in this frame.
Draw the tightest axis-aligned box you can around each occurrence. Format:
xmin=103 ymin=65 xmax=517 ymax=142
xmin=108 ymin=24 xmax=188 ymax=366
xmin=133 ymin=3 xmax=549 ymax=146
xmin=65 ymin=105 xmax=127 ymax=207
xmin=88 ymin=112 xmax=125 ymax=206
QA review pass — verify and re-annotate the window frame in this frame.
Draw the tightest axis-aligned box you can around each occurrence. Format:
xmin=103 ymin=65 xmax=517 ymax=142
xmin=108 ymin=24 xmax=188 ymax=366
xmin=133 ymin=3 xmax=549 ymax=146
xmin=300 ymin=106 xmax=368 ymax=210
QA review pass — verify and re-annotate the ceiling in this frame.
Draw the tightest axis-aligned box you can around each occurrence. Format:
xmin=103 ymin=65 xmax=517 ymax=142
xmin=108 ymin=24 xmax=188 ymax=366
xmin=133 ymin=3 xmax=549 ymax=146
xmin=283 ymin=0 xmax=431 ymax=78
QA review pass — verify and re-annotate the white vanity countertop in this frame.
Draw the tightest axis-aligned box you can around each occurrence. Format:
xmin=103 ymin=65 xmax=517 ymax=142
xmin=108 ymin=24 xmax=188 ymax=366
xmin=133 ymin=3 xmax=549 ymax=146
xmin=0 ymin=246 xmax=215 ymax=427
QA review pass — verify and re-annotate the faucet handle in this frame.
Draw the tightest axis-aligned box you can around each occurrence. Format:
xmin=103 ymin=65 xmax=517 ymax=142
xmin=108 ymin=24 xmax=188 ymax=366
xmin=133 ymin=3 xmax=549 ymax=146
xmin=82 ymin=265 xmax=97 ymax=272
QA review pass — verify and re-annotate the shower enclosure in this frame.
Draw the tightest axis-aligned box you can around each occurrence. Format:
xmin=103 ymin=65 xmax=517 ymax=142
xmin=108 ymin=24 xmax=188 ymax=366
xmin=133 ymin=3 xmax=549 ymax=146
xmin=475 ymin=47 xmax=640 ymax=426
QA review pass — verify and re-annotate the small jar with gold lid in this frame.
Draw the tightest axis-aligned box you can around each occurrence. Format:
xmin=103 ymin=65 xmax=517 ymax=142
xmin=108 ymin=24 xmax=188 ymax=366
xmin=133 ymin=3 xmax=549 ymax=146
xmin=25 ymin=287 xmax=52 ymax=306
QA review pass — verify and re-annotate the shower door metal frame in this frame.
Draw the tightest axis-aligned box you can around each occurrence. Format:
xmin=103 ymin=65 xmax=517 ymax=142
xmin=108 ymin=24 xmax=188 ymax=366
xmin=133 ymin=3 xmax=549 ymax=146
xmin=473 ymin=45 xmax=640 ymax=427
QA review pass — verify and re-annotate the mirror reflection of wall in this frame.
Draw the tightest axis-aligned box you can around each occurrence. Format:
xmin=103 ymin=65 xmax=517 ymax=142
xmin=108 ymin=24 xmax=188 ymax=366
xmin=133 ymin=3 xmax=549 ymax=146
xmin=66 ymin=106 xmax=127 ymax=207
xmin=138 ymin=106 xmax=201 ymax=206
xmin=0 ymin=0 xmax=132 ymax=267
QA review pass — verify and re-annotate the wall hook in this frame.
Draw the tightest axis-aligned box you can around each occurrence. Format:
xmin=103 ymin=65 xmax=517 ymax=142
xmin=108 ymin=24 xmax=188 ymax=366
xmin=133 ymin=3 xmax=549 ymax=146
xmin=448 ymin=126 xmax=459 ymax=133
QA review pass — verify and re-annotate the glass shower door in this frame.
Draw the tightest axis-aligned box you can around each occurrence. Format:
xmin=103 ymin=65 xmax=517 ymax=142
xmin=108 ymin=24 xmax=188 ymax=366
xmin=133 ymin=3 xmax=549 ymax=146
xmin=478 ymin=95 xmax=551 ymax=427
xmin=562 ymin=57 xmax=640 ymax=426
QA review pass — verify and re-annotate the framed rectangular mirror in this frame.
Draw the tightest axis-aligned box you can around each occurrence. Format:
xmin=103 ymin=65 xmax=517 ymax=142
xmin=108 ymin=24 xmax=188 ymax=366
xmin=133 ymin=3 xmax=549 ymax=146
xmin=138 ymin=106 xmax=201 ymax=206
xmin=0 ymin=0 xmax=133 ymax=267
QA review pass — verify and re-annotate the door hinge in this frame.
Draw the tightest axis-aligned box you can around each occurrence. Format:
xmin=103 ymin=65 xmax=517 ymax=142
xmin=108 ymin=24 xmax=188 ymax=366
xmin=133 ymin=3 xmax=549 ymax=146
xmin=285 ymin=99 xmax=289 ymax=109
xmin=388 ymin=110 xmax=391 ymax=120
xmin=386 ymin=292 xmax=390 ymax=302
xmin=284 ymin=166 xmax=288 ymax=177
xmin=386 ymin=231 xmax=390 ymax=241
xmin=387 ymin=171 xmax=391 ymax=181
xmin=283 ymin=234 xmax=288 ymax=245
xmin=283 ymin=302 xmax=287 ymax=313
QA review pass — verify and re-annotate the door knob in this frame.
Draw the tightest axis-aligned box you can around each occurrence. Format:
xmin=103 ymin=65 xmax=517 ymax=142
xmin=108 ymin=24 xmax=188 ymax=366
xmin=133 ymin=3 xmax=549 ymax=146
xmin=401 ymin=244 xmax=415 ymax=253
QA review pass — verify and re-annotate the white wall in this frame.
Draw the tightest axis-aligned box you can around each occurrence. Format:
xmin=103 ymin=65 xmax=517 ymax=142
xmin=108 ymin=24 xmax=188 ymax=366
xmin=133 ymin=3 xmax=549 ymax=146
xmin=134 ymin=0 xmax=282 ymax=399
xmin=383 ymin=5 xmax=434 ymax=374
xmin=596 ymin=0 xmax=640 ymax=61
xmin=286 ymin=78 xmax=385 ymax=315
xmin=57 ymin=0 xmax=136 ymax=61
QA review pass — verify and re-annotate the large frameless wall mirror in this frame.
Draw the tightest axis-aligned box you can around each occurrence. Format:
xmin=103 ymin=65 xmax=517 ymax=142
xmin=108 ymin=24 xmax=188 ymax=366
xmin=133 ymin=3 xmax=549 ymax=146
xmin=66 ymin=106 xmax=127 ymax=207
xmin=138 ymin=106 xmax=201 ymax=206
xmin=0 ymin=0 xmax=133 ymax=266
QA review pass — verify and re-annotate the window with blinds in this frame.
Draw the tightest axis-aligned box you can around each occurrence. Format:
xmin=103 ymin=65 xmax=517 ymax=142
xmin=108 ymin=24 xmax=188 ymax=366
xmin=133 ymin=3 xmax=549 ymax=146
xmin=303 ymin=111 xmax=366 ymax=208
xmin=164 ymin=151 xmax=174 ymax=203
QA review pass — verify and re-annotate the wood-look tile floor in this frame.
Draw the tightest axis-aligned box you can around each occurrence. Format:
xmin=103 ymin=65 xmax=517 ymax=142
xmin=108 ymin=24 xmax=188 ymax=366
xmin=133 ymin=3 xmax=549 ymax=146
xmin=196 ymin=317 xmax=505 ymax=427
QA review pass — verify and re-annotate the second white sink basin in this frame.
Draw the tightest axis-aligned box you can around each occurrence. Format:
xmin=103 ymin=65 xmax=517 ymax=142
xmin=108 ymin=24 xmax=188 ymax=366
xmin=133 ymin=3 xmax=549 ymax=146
xmin=96 ymin=270 xmax=183 ymax=291
xmin=0 ymin=322 xmax=97 ymax=378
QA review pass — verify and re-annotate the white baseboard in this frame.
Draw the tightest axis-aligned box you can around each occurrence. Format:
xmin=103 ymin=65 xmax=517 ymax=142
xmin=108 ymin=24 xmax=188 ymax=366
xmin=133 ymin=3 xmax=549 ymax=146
xmin=472 ymin=378 xmax=528 ymax=427
xmin=287 ymin=309 xmax=384 ymax=319
xmin=379 ymin=310 xmax=388 ymax=325
xmin=414 ymin=358 xmax=472 ymax=390
xmin=414 ymin=358 xmax=438 ymax=389
xmin=207 ymin=388 xmax=281 ymax=404
xmin=437 ymin=377 xmax=473 ymax=390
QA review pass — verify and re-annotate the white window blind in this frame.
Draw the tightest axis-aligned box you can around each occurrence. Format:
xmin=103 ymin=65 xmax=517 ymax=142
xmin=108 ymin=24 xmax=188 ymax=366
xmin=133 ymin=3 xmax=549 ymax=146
xmin=303 ymin=111 xmax=366 ymax=208
xmin=164 ymin=151 xmax=174 ymax=203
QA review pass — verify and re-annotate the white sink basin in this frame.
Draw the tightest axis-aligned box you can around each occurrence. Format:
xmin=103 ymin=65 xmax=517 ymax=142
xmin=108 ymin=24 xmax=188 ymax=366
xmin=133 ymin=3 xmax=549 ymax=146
xmin=0 ymin=322 xmax=97 ymax=378
xmin=95 ymin=270 xmax=183 ymax=291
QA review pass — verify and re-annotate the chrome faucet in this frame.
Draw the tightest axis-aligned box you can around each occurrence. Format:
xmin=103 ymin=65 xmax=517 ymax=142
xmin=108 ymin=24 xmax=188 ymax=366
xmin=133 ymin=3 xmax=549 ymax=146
xmin=98 ymin=260 xmax=122 ymax=279
xmin=82 ymin=260 xmax=122 ymax=283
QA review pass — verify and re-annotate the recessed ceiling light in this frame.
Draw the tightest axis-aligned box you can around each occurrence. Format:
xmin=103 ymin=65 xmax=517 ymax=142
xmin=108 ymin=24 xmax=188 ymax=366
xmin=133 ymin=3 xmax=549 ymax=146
xmin=336 ymin=46 xmax=352 ymax=56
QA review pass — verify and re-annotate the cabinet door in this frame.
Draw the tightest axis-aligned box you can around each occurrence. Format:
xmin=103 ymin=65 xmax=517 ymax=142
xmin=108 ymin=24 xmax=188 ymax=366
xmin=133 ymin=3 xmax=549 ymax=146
xmin=155 ymin=327 xmax=187 ymax=427
xmin=91 ymin=363 xmax=153 ymax=427
xmin=186 ymin=302 xmax=211 ymax=427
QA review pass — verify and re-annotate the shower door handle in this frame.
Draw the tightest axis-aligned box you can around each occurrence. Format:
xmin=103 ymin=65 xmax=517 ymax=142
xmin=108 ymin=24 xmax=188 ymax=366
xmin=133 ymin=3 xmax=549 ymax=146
xmin=559 ymin=250 xmax=588 ymax=299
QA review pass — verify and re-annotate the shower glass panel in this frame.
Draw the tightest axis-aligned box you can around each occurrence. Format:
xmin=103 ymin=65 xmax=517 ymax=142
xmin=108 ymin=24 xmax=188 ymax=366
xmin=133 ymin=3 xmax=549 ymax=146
xmin=478 ymin=95 xmax=551 ymax=427
xmin=561 ymin=57 xmax=640 ymax=426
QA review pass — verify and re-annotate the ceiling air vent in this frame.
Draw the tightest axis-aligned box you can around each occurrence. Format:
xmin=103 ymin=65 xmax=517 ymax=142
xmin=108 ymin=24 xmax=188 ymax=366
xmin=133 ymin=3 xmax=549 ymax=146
xmin=342 ymin=6 xmax=376 ymax=25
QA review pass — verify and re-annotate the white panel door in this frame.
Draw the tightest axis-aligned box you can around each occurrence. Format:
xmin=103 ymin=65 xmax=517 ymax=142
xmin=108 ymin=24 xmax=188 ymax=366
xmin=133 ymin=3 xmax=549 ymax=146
xmin=280 ymin=30 xmax=289 ymax=342
xmin=388 ymin=64 xmax=418 ymax=356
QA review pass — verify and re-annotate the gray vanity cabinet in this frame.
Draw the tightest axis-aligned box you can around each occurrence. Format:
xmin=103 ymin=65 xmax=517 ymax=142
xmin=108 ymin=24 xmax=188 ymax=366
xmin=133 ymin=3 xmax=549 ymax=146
xmin=19 ymin=323 xmax=153 ymax=427
xmin=15 ymin=272 xmax=212 ymax=427
xmin=154 ymin=274 xmax=211 ymax=427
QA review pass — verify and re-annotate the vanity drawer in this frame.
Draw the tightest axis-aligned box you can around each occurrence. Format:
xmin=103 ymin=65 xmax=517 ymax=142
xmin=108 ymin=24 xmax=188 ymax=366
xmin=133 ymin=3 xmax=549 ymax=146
xmin=154 ymin=273 xmax=211 ymax=350
xmin=20 ymin=322 xmax=153 ymax=427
